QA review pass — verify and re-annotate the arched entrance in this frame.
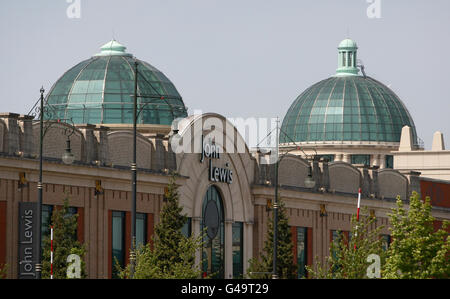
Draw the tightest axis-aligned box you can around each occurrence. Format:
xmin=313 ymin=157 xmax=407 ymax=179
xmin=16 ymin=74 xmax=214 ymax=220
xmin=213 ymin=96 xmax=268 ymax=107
xmin=201 ymin=185 xmax=225 ymax=278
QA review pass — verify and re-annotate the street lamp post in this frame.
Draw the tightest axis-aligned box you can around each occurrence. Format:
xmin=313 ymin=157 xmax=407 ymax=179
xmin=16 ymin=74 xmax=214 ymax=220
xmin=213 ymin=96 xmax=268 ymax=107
xmin=272 ymin=119 xmax=280 ymax=279
xmin=33 ymin=87 xmax=76 ymax=279
xmin=36 ymin=87 xmax=45 ymax=279
xmin=128 ymin=59 xmax=171 ymax=277
xmin=129 ymin=60 xmax=138 ymax=278
xmin=270 ymin=119 xmax=315 ymax=279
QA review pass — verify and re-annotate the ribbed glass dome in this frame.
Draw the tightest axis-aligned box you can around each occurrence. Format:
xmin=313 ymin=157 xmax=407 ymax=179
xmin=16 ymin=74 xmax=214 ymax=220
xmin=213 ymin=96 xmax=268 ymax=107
xmin=281 ymin=39 xmax=417 ymax=144
xmin=45 ymin=40 xmax=188 ymax=125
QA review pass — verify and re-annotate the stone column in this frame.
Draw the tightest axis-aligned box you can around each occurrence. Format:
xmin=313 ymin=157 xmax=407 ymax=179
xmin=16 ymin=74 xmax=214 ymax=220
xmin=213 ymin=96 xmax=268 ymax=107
xmin=343 ymin=153 xmax=351 ymax=164
xmin=312 ymin=159 xmax=322 ymax=192
xmin=192 ymin=216 xmax=202 ymax=273
xmin=163 ymin=136 xmax=177 ymax=171
xmin=94 ymin=125 xmax=110 ymax=165
xmin=322 ymin=160 xmax=330 ymax=191
xmin=362 ymin=166 xmax=371 ymax=198
xmin=379 ymin=154 xmax=386 ymax=169
xmin=78 ymin=124 xmax=97 ymax=163
xmin=149 ymin=133 xmax=166 ymax=171
xmin=407 ymin=171 xmax=422 ymax=198
xmin=371 ymin=168 xmax=380 ymax=199
xmin=432 ymin=131 xmax=445 ymax=150
xmin=18 ymin=114 xmax=35 ymax=157
xmin=243 ymin=222 xmax=253 ymax=276
xmin=399 ymin=126 xmax=414 ymax=151
xmin=0 ymin=113 xmax=20 ymax=155
xmin=225 ymin=219 xmax=233 ymax=279
xmin=372 ymin=154 xmax=380 ymax=168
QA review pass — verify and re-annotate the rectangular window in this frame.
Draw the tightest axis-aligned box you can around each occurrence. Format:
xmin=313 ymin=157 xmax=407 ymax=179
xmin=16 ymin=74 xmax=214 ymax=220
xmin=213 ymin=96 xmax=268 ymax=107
xmin=136 ymin=213 xmax=147 ymax=249
xmin=331 ymin=230 xmax=341 ymax=243
xmin=181 ymin=217 xmax=192 ymax=238
xmin=232 ymin=222 xmax=244 ymax=278
xmin=41 ymin=205 xmax=54 ymax=248
xmin=67 ymin=207 xmax=78 ymax=241
xmin=385 ymin=155 xmax=394 ymax=169
xmin=297 ymin=227 xmax=307 ymax=279
xmin=330 ymin=230 xmax=350 ymax=274
xmin=342 ymin=52 xmax=346 ymax=66
xmin=351 ymin=154 xmax=371 ymax=166
xmin=348 ymin=52 xmax=353 ymax=67
xmin=112 ymin=211 xmax=125 ymax=279
xmin=316 ymin=154 xmax=335 ymax=162
xmin=381 ymin=234 xmax=391 ymax=251
xmin=331 ymin=230 xmax=350 ymax=248
xmin=42 ymin=206 xmax=81 ymax=244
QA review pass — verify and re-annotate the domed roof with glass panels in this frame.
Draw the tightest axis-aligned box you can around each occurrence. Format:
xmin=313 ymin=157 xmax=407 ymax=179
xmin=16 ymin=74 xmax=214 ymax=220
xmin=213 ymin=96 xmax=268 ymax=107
xmin=280 ymin=39 xmax=418 ymax=144
xmin=45 ymin=40 xmax=188 ymax=125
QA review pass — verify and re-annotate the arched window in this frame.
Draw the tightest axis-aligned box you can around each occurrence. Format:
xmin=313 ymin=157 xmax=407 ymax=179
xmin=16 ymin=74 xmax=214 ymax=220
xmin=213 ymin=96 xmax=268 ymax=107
xmin=201 ymin=185 xmax=225 ymax=278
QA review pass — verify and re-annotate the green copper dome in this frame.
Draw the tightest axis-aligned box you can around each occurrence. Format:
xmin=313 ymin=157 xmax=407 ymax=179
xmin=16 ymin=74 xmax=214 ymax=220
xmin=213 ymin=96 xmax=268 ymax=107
xmin=338 ymin=38 xmax=358 ymax=49
xmin=280 ymin=40 xmax=417 ymax=144
xmin=45 ymin=40 xmax=187 ymax=125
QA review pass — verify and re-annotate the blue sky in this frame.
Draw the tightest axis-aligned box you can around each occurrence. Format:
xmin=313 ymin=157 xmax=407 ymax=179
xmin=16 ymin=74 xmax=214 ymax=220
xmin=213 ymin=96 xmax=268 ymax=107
xmin=0 ymin=0 xmax=449 ymax=148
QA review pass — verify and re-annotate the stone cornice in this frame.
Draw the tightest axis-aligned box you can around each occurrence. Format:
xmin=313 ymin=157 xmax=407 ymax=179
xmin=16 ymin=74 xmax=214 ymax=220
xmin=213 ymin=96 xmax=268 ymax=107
xmin=0 ymin=156 xmax=186 ymax=193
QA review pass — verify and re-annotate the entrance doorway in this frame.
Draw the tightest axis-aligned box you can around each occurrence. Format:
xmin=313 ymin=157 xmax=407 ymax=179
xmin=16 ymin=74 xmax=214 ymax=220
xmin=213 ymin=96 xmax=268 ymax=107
xmin=201 ymin=185 xmax=224 ymax=278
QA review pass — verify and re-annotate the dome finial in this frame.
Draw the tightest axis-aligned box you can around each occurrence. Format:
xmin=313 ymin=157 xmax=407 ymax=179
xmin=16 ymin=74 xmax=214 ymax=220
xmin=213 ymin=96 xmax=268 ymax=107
xmin=94 ymin=40 xmax=132 ymax=57
xmin=335 ymin=38 xmax=359 ymax=76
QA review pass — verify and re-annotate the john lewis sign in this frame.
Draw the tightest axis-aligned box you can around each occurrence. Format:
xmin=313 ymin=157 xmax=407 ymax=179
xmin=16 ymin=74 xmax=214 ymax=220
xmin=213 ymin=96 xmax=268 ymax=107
xmin=18 ymin=202 xmax=39 ymax=279
xmin=200 ymin=135 xmax=233 ymax=184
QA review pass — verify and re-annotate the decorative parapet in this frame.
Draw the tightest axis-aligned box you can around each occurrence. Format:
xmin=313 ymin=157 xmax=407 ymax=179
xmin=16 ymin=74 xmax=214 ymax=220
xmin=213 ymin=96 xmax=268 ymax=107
xmin=0 ymin=113 xmax=20 ymax=155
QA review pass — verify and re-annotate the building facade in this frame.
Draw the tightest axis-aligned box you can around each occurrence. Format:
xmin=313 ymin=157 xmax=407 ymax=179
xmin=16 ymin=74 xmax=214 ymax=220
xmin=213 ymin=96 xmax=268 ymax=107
xmin=393 ymin=126 xmax=450 ymax=180
xmin=1 ymin=112 xmax=449 ymax=279
xmin=0 ymin=39 xmax=449 ymax=279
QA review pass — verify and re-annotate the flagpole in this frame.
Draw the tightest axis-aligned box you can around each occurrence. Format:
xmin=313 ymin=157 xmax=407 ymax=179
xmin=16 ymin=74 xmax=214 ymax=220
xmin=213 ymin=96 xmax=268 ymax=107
xmin=50 ymin=226 xmax=54 ymax=279
xmin=354 ymin=188 xmax=361 ymax=250
xmin=356 ymin=188 xmax=361 ymax=221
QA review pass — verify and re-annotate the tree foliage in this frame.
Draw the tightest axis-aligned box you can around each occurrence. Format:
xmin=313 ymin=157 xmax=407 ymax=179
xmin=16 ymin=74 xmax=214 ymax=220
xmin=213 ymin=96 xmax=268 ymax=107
xmin=42 ymin=196 xmax=87 ymax=279
xmin=0 ymin=264 xmax=7 ymax=279
xmin=383 ymin=192 xmax=450 ymax=279
xmin=119 ymin=173 xmax=203 ymax=279
xmin=307 ymin=208 xmax=385 ymax=279
xmin=247 ymin=199 xmax=296 ymax=279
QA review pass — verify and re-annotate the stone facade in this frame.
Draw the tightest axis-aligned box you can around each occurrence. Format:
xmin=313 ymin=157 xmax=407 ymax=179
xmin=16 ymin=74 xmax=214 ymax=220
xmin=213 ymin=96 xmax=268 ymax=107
xmin=393 ymin=126 xmax=450 ymax=180
xmin=0 ymin=113 xmax=449 ymax=279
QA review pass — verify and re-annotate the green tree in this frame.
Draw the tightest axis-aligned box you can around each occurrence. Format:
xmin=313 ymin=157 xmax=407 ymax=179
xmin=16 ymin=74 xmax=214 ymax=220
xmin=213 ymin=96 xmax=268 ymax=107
xmin=119 ymin=173 xmax=203 ymax=279
xmin=42 ymin=196 xmax=87 ymax=279
xmin=383 ymin=192 xmax=450 ymax=279
xmin=0 ymin=264 xmax=7 ymax=279
xmin=307 ymin=208 xmax=385 ymax=279
xmin=247 ymin=198 xmax=296 ymax=279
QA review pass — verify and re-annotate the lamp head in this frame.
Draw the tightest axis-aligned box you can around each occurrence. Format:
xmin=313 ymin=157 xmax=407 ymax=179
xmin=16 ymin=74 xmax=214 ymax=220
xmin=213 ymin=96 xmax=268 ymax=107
xmin=304 ymin=165 xmax=315 ymax=188
xmin=62 ymin=138 xmax=75 ymax=165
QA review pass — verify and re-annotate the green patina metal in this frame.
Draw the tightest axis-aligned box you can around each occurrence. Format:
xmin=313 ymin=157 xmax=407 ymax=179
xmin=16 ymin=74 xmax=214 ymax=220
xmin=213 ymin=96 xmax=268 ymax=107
xmin=336 ymin=38 xmax=359 ymax=76
xmin=280 ymin=39 xmax=417 ymax=144
xmin=45 ymin=41 xmax=187 ymax=125
xmin=94 ymin=40 xmax=133 ymax=57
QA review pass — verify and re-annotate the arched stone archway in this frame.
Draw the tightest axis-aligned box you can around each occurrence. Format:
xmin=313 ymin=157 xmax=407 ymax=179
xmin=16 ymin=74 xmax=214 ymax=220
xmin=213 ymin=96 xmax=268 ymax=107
xmin=174 ymin=113 xmax=255 ymax=278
